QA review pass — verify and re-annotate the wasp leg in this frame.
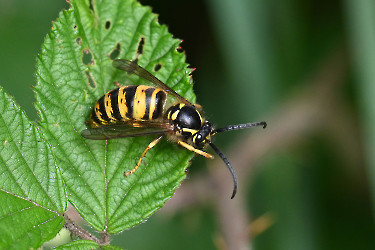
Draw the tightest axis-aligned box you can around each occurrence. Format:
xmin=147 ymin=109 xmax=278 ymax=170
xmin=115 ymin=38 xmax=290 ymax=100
xmin=124 ymin=135 xmax=165 ymax=177
xmin=178 ymin=141 xmax=214 ymax=159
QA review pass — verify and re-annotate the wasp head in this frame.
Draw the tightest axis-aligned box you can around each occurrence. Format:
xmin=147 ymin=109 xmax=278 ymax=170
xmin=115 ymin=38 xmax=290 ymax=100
xmin=192 ymin=121 xmax=213 ymax=149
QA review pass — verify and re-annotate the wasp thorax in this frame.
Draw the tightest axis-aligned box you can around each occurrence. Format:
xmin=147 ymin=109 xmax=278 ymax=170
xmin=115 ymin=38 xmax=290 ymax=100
xmin=167 ymin=104 xmax=203 ymax=138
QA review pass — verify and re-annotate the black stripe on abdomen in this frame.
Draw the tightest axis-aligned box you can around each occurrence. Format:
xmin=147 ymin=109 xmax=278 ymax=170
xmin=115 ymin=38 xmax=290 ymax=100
xmin=124 ymin=85 xmax=137 ymax=119
xmin=142 ymin=87 xmax=155 ymax=120
xmin=153 ymin=90 xmax=166 ymax=119
xmin=97 ymin=95 xmax=109 ymax=122
xmin=109 ymin=88 xmax=122 ymax=121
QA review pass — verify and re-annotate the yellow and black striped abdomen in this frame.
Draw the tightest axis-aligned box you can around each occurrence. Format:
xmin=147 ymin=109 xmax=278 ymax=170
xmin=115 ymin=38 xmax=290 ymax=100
xmin=90 ymin=85 xmax=166 ymax=127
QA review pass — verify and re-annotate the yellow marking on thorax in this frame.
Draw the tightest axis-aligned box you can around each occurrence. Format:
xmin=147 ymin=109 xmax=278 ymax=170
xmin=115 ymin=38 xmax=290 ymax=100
xmin=196 ymin=108 xmax=203 ymax=123
xmin=170 ymin=103 xmax=185 ymax=121
xmin=171 ymin=111 xmax=178 ymax=121
xmin=181 ymin=128 xmax=198 ymax=134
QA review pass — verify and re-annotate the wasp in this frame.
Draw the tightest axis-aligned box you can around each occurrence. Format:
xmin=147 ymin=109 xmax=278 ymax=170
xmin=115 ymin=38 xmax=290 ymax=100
xmin=81 ymin=59 xmax=267 ymax=199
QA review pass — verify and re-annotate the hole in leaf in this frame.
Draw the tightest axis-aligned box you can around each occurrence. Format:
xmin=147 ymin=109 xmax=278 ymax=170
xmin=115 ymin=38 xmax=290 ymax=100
xmin=154 ymin=63 xmax=162 ymax=72
xmin=85 ymin=70 xmax=96 ymax=89
xmin=89 ymin=1 xmax=94 ymax=12
xmin=109 ymin=42 xmax=121 ymax=60
xmin=105 ymin=20 xmax=111 ymax=30
xmin=137 ymin=37 xmax=145 ymax=55
xmin=82 ymin=49 xmax=94 ymax=65
xmin=76 ymin=37 xmax=82 ymax=45
xmin=73 ymin=24 xmax=78 ymax=30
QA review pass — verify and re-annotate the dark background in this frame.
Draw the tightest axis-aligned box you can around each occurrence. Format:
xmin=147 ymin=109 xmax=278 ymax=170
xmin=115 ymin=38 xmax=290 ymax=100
xmin=1 ymin=0 xmax=374 ymax=249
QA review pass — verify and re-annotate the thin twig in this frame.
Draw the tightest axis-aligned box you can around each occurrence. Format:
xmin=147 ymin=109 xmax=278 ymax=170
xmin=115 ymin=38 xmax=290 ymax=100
xmin=63 ymin=214 xmax=100 ymax=244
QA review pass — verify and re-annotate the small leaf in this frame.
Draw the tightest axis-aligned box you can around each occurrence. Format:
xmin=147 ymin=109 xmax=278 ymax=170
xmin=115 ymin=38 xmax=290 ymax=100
xmin=53 ymin=240 xmax=100 ymax=250
xmin=102 ymin=245 xmax=125 ymax=250
xmin=0 ymin=87 xmax=65 ymax=249
xmin=34 ymin=0 xmax=195 ymax=233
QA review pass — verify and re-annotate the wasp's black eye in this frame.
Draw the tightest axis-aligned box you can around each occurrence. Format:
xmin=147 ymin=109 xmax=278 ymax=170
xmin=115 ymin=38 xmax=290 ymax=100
xmin=194 ymin=134 xmax=203 ymax=145
xmin=193 ymin=122 xmax=213 ymax=148
xmin=193 ymin=133 xmax=205 ymax=149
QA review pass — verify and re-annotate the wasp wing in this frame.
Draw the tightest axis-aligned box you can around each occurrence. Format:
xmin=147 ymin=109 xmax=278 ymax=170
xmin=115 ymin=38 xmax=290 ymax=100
xmin=81 ymin=121 xmax=174 ymax=140
xmin=112 ymin=59 xmax=193 ymax=106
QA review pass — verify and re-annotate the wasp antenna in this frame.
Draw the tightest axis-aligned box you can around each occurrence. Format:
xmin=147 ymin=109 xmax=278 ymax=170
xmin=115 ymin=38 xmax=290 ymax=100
xmin=209 ymin=142 xmax=238 ymax=199
xmin=213 ymin=121 xmax=267 ymax=134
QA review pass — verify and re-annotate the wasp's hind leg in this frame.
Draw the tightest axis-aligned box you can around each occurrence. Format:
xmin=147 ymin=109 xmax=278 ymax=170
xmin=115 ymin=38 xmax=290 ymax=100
xmin=124 ymin=135 xmax=165 ymax=177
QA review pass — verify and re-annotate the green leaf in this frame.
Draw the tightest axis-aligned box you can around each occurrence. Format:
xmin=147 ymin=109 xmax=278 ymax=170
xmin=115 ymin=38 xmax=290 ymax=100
xmin=0 ymin=87 xmax=66 ymax=249
xmin=53 ymin=240 xmax=100 ymax=250
xmin=53 ymin=240 xmax=125 ymax=250
xmin=34 ymin=0 xmax=195 ymax=234
xmin=101 ymin=245 xmax=125 ymax=250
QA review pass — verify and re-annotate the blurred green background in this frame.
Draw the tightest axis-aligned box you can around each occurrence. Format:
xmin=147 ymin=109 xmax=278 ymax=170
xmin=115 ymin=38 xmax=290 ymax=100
xmin=1 ymin=0 xmax=375 ymax=249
